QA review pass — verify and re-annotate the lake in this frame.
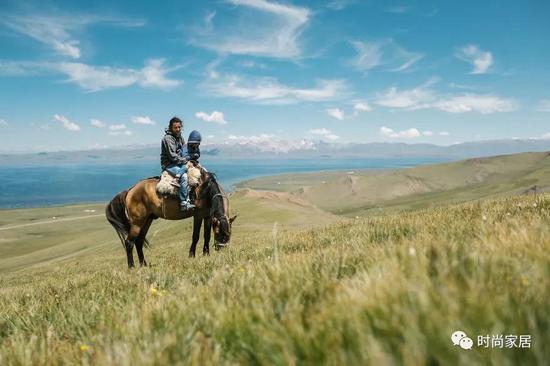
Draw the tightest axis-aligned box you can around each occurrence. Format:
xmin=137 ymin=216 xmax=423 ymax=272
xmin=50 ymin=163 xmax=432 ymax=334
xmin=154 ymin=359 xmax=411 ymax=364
xmin=0 ymin=157 xmax=450 ymax=208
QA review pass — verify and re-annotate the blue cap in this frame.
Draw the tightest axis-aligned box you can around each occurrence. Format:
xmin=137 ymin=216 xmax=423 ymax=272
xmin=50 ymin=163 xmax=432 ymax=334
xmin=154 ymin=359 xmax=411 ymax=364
xmin=188 ymin=130 xmax=202 ymax=144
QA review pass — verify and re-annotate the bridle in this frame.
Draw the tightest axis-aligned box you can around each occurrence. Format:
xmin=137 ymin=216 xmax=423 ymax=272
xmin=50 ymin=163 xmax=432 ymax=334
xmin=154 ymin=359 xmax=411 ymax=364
xmin=211 ymin=188 xmax=231 ymax=248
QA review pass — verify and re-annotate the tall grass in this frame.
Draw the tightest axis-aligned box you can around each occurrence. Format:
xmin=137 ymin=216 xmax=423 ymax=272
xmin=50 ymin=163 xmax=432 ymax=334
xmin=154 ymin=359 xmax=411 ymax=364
xmin=0 ymin=195 xmax=548 ymax=365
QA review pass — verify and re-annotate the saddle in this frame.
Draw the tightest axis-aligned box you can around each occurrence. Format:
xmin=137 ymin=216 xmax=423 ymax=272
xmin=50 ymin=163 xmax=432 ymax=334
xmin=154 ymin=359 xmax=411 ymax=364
xmin=156 ymin=163 xmax=203 ymax=199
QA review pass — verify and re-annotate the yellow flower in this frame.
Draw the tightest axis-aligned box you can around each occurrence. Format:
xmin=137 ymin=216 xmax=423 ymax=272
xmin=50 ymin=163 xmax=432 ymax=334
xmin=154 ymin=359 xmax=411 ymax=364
xmin=79 ymin=344 xmax=89 ymax=352
xmin=150 ymin=286 xmax=158 ymax=295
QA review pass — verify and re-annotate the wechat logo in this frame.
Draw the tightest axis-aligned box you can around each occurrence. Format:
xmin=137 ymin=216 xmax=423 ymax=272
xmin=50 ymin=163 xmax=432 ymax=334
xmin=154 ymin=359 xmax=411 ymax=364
xmin=451 ymin=330 xmax=474 ymax=350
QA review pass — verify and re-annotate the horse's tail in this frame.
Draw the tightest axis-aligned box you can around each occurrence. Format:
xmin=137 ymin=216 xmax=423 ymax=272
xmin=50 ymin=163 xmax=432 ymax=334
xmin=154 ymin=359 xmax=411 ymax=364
xmin=105 ymin=190 xmax=130 ymax=248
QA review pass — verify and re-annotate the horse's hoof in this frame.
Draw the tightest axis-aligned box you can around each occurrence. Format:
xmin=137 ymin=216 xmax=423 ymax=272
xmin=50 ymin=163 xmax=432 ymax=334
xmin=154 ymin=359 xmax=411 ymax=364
xmin=188 ymin=252 xmax=195 ymax=258
xmin=203 ymin=251 xmax=210 ymax=256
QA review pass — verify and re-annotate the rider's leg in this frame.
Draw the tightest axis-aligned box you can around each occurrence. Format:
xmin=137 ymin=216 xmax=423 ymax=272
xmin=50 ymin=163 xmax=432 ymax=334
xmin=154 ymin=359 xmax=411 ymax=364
xmin=179 ymin=173 xmax=195 ymax=210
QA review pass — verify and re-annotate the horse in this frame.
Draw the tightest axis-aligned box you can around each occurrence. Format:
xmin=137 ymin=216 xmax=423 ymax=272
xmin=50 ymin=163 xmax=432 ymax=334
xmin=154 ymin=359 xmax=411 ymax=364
xmin=105 ymin=171 xmax=237 ymax=268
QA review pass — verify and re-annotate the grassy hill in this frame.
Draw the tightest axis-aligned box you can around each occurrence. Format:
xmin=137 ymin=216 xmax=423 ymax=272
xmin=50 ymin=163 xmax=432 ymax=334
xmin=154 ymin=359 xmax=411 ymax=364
xmin=0 ymin=152 xmax=549 ymax=365
xmin=236 ymin=151 xmax=550 ymax=216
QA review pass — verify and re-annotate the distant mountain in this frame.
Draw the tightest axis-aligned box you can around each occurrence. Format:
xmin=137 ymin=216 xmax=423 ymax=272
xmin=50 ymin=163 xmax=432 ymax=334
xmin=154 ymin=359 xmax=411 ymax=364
xmin=1 ymin=139 xmax=550 ymax=165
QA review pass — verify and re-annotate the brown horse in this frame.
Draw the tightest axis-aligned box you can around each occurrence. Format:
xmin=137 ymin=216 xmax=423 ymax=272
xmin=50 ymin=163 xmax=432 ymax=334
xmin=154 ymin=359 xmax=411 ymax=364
xmin=106 ymin=171 xmax=237 ymax=268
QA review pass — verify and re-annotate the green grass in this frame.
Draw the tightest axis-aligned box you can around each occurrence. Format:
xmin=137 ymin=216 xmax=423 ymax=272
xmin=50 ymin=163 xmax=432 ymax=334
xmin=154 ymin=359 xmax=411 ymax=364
xmin=237 ymin=151 xmax=550 ymax=216
xmin=1 ymin=152 xmax=549 ymax=365
xmin=1 ymin=194 xmax=548 ymax=365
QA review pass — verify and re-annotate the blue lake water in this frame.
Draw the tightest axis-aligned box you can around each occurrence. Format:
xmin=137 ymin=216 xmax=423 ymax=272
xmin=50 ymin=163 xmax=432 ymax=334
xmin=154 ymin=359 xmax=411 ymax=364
xmin=0 ymin=157 xmax=451 ymax=209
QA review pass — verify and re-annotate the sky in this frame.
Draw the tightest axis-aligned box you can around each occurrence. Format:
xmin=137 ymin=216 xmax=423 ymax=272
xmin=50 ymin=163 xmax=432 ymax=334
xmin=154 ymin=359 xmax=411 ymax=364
xmin=0 ymin=0 xmax=549 ymax=153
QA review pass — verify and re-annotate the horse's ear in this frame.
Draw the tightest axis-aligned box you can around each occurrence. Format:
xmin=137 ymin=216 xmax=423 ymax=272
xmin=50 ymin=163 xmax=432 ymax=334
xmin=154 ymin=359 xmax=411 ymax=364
xmin=229 ymin=214 xmax=238 ymax=224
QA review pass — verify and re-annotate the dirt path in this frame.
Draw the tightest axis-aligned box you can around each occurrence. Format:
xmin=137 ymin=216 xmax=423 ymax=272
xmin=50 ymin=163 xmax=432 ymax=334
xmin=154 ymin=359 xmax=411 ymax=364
xmin=0 ymin=214 xmax=105 ymax=231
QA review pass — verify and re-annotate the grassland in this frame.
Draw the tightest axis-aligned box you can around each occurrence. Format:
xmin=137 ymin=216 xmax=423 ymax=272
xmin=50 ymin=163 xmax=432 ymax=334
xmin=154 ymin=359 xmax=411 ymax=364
xmin=237 ymin=151 xmax=550 ymax=216
xmin=0 ymin=152 xmax=549 ymax=365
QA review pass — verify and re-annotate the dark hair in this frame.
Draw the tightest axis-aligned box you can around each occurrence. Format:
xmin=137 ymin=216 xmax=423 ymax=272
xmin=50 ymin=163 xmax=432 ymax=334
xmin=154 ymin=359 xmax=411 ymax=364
xmin=168 ymin=116 xmax=182 ymax=129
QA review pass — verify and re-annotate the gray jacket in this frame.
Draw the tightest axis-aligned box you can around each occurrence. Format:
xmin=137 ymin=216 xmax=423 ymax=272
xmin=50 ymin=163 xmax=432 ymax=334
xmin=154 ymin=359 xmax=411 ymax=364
xmin=160 ymin=129 xmax=188 ymax=170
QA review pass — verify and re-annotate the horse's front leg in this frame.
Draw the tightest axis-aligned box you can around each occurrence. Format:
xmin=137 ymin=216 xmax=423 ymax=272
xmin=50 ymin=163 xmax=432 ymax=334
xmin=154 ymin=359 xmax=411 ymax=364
xmin=188 ymin=215 xmax=202 ymax=258
xmin=203 ymin=216 xmax=212 ymax=256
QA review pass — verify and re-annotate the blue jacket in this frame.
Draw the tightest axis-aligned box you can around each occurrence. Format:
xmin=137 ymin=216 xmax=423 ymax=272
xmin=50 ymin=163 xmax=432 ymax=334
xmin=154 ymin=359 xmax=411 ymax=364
xmin=186 ymin=130 xmax=202 ymax=161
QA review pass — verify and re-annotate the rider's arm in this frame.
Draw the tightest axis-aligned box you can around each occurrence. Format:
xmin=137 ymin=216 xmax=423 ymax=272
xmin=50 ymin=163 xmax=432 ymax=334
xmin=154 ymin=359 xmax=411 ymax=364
xmin=163 ymin=136 xmax=188 ymax=166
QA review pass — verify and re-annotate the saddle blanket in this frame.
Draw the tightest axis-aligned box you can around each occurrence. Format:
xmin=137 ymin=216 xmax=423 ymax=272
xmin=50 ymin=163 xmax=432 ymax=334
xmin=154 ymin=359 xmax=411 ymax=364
xmin=156 ymin=163 xmax=202 ymax=197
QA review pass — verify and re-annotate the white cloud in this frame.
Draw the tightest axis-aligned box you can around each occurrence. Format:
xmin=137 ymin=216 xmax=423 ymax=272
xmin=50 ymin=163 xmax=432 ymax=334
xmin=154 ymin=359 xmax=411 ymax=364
xmin=374 ymin=80 xmax=518 ymax=114
xmin=191 ymin=0 xmax=310 ymax=59
xmin=351 ymin=41 xmax=383 ymax=72
xmin=109 ymin=130 xmax=133 ymax=136
xmin=353 ymin=101 xmax=372 ymax=112
xmin=55 ymin=59 xmax=180 ymax=92
xmin=202 ymin=71 xmax=347 ymax=104
xmin=536 ymin=99 xmax=550 ymax=112
xmin=139 ymin=59 xmax=181 ymax=89
xmin=351 ymin=39 xmax=423 ymax=73
xmin=109 ymin=124 xmax=127 ymax=131
xmin=456 ymin=45 xmax=493 ymax=74
xmin=433 ymin=95 xmax=518 ymax=114
xmin=541 ymin=133 xmax=550 ymax=139
xmin=309 ymin=128 xmax=339 ymax=141
xmin=195 ymin=111 xmax=227 ymax=125
xmin=53 ymin=114 xmax=80 ymax=131
xmin=380 ymin=126 xmax=420 ymax=138
xmin=131 ymin=116 xmax=156 ymax=125
xmin=90 ymin=119 xmax=106 ymax=128
xmin=439 ymin=131 xmax=450 ymax=136
xmin=1 ymin=14 xmax=144 ymax=59
xmin=0 ymin=119 xmax=8 ymax=126
xmin=422 ymin=131 xmax=434 ymax=136
xmin=326 ymin=108 xmax=345 ymax=120
xmin=224 ymin=133 xmax=317 ymax=152
xmin=375 ymin=85 xmax=435 ymax=109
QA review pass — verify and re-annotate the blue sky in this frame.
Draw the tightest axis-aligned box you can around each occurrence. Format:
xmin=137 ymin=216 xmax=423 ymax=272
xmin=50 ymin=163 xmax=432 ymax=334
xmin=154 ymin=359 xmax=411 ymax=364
xmin=1 ymin=0 xmax=549 ymax=152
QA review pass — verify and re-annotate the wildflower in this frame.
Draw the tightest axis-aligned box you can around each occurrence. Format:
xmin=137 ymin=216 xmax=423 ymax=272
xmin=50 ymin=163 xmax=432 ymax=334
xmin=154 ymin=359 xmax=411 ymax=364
xmin=79 ymin=344 xmax=89 ymax=352
xmin=150 ymin=286 xmax=158 ymax=295
xmin=533 ymin=203 xmax=538 ymax=208
xmin=482 ymin=215 xmax=487 ymax=221
xmin=408 ymin=247 xmax=416 ymax=257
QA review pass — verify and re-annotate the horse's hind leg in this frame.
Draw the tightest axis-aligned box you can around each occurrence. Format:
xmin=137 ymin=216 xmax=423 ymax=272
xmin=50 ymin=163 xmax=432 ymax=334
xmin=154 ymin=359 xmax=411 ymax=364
xmin=125 ymin=238 xmax=135 ymax=268
xmin=126 ymin=225 xmax=142 ymax=268
xmin=189 ymin=215 xmax=202 ymax=258
xmin=136 ymin=217 xmax=153 ymax=267
xmin=203 ymin=216 xmax=212 ymax=256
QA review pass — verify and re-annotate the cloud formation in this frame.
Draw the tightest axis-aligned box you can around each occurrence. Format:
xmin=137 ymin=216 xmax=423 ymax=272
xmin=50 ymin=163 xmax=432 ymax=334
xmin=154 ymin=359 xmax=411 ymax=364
xmin=90 ymin=119 xmax=106 ymax=128
xmin=380 ymin=126 xmax=420 ymax=138
xmin=195 ymin=111 xmax=227 ymax=124
xmin=456 ymin=45 xmax=493 ymax=74
xmin=54 ymin=114 xmax=80 ymax=131
xmin=1 ymin=14 xmax=144 ymax=59
xmin=56 ymin=59 xmax=180 ymax=92
xmin=0 ymin=119 xmax=8 ymax=126
xmin=374 ymin=81 xmax=518 ymax=114
xmin=326 ymin=108 xmax=345 ymax=120
xmin=202 ymin=71 xmax=347 ymax=104
xmin=309 ymin=128 xmax=339 ymax=140
xmin=191 ymin=0 xmax=310 ymax=59
xmin=131 ymin=116 xmax=156 ymax=125
xmin=351 ymin=39 xmax=423 ymax=73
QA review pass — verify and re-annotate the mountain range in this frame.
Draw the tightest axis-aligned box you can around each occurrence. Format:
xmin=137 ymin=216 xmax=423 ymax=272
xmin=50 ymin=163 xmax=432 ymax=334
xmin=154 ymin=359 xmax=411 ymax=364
xmin=1 ymin=139 xmax=550 ymax=164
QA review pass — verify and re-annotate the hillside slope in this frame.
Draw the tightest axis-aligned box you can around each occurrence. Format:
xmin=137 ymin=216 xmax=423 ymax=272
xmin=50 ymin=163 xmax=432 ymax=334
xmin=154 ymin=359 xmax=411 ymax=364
xmin=0 ymin=195 xmax=548 ymax=365
xmin=237 ymin=151 xmax=550 ymax=215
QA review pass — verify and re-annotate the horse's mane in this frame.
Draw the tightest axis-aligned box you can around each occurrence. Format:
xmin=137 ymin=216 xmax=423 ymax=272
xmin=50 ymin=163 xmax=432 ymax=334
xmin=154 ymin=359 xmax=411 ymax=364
xmin=200 ymin=172 xmax=219 ymax=200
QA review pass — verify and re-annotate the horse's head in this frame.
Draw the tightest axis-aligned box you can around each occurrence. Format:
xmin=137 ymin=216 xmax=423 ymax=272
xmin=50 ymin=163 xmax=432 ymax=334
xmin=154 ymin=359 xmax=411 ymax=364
xmin=201 ymin=172 xmax=237 ymax=249
xmin=212 ymin=214 xmax=237 ymax=249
